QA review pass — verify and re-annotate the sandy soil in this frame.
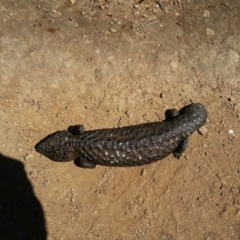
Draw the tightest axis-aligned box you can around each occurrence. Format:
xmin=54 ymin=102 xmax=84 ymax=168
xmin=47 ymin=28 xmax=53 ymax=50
xmin=0 ymin=0 xmax=240 ymax=239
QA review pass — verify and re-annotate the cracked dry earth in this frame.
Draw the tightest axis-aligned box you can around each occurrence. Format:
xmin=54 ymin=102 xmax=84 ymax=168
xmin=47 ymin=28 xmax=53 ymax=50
xmin=0 ymin=0 xmax=240 ymax=239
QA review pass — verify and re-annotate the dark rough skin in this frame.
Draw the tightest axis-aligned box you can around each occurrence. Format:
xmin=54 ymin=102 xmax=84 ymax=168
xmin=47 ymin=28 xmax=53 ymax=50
xmin=35 ymin=103 xmax=208 ymax=168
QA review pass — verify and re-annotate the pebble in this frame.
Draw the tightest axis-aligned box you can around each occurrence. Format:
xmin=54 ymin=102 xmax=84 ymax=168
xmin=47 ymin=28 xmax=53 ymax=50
xmin=29 ymin=170 xmax=38 ymax=176
xmin=198 ymin=126 xmax=208 ymax=135
xmin=236 ymin=210 xmax=240 ymax=216
xmin=110 ymin=28 xmax=117 ymax=33
xmin=51 ymin=10 xmax=61 ymax=16
xmin=203 ymin=10 xmax=210 ymax=17
xmin=24 ymin=152 xmax=33 ymax=161
xmin=125 ymin=110 xmax=132 ymax=117
xmin=228 ymin=129 xmax=234 ymax=134
xmin=140 ymin=168 xmax=147 ymax=177
xmin=206 ymin=28 xmax=215 ymax=36
xmin=95 ymin=190 xmax=102 ymax=196
xmin=136 ymin=195 xmax=144 ymax=205
xmin=148 ymin=15 xmax=157 ymax=21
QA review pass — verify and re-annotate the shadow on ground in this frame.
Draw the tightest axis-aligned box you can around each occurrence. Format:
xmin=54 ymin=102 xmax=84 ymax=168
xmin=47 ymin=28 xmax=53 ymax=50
xmin=0 ymin=153 xmax=46 ymax=240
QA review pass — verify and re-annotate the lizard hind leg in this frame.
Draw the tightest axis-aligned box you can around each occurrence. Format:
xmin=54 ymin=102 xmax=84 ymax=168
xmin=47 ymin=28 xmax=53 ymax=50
xmin=68 ymin=125 xmax=85 ymax=135
xmin=164 ymin=108 xmax=179 ymax=121
xmin=164 ymin=107 xmax=189 ymax=159
xmin=173 ymin=137 xmax=188 ymax=159
xmin=74 ymin=156 xmax=96 ymax=169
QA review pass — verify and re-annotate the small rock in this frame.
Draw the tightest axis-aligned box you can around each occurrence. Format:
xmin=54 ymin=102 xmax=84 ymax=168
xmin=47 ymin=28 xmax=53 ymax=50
xmin=236 ymin=210 xmax=240 ymax=216
xmin=95 ymin=190 xmax=102 ymax=196
xmin=24 ymin=153 xmax=33 ymax=161
xmin=51 ymin=10 xmax=61 ymax=16
xmin=29 ymin=170 xmax=38 ymax=176
xmin=110 ymin=28 xmax=117 ymax=33
xmin=228 ymin=129 xmax=234 ymax=134
xmin=203 ymin=10 xmax=210 ymax=17
xmin=140 ymin=168 xmax=147 ymax=177
xmin=137 ymin=196 xmax=144 ymax=205
xmin=198 ymin=126 xmax=208 ymax=135
xmin=125 ymin=110 xmax=132 ymax=117
xmin=206 ymin=28 xmax=215 ymax=36
xmin=148 ymin=15 xmax=157 ymax=21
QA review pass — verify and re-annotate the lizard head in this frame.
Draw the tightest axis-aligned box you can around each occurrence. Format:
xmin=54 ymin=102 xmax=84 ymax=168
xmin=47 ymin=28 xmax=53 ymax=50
xmin=35 ymin=131 xmax=79 ymax=162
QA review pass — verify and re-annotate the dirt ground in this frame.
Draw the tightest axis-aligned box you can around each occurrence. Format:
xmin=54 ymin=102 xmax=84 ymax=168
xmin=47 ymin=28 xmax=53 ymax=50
xmin=0 ymin=0 xmax=240 ymax=239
